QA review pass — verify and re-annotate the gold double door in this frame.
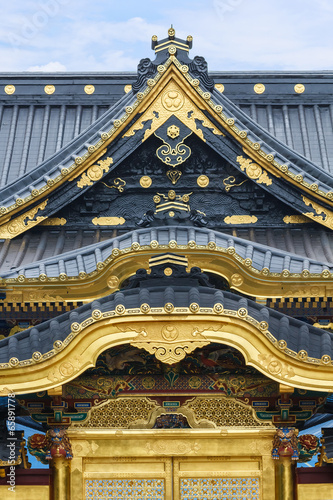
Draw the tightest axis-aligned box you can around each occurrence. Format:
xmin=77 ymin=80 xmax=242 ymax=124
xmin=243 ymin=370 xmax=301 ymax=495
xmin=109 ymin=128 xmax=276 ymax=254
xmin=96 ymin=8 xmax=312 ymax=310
xmin=84 ymin=456 xmax=262 ymax=499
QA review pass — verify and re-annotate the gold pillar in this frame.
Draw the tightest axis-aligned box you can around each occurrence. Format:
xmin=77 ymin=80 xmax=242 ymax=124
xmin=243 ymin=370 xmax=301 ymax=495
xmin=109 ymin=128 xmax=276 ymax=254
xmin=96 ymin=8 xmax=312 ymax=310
xmin=51 ymin=456 xmax=70 ymax=500
xmin=275 ymin=455 xmax=295 ymax=500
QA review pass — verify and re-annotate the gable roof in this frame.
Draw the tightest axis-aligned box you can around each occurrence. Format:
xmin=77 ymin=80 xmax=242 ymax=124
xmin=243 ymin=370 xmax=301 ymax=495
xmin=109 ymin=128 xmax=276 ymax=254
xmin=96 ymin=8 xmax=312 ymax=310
xmin=1 ymin=33 xmax=333 ymax=242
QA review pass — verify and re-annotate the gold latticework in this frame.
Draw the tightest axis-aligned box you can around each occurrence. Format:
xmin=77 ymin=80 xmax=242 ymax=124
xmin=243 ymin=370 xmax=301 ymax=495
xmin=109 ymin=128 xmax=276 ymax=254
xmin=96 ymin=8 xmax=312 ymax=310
xmin=85 ymin=479 xmax=165 ymax=499
xmin=75 ymin=398 xmax=159 ymax=428
xmin=180 ymin=477 xmax=259 ymax=499
xmin=184 ymin=397 xmax=271 ymax=427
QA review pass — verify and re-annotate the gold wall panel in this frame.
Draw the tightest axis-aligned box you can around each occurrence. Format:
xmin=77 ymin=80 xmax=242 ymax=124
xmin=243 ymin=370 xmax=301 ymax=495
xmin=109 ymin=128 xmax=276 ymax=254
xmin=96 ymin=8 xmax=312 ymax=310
xmin=298 ymin=483 xmax=333 ymax=500
xmin=0 ymin=485 xmax=49 ymax=500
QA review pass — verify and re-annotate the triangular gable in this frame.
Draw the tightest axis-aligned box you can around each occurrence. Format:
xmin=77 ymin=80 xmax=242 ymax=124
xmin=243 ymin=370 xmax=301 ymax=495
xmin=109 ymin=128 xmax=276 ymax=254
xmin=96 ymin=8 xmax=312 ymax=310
xmin=1 ymin=30 xmax=333 ymax=239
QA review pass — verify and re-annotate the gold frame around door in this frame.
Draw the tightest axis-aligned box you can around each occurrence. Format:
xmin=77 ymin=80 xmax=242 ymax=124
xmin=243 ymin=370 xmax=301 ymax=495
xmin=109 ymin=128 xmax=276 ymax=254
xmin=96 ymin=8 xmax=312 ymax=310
xmin=69 ymin=428 xmax=275 ymax=500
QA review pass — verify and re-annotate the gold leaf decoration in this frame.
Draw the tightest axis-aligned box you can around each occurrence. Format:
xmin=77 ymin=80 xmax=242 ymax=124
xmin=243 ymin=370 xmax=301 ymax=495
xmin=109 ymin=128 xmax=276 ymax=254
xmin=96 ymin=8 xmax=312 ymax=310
xmin=236 ymin=156 xmax=272 ymax=186
xmin=77 ymin=157 xmax=113 ymax=188
xmin=39 ymin=218 xmax=66 ymax=226
xmin=224 ymin=215 xmax=258 ymax=224
xmin=123 ymin=80 xmax=224 ymax=142
xmin=131 ymin=323 xmax=209 ymax=365
xmin=302 ymin=196 xmax=333 ymax=230
xmin=92 ymin=217 xmax=125 ymax=226
xmin=0 ymin=200 xmax=48 ymax=239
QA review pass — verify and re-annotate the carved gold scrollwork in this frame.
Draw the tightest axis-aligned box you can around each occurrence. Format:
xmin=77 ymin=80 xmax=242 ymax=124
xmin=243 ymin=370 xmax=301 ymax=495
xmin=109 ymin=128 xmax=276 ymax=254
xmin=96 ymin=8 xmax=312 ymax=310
xmin=123 ymin=81 xmax=224 ymax=142
xmin=130 ymin=323 xmax=209 ymax=364
xmin=258 ymin=353 xmax=295 ymax=379
xmin=283 ymin=215 xmax=309 ymax=224
xmin=236 ymin=156 xmax=272 ymax=186
xmin=0 ymin=200 xmax=48 ymax=239
xmin=302 ymin=196 xmax=333 ymax=230
xmin=77 ymin=156 xmax=113 ymax=188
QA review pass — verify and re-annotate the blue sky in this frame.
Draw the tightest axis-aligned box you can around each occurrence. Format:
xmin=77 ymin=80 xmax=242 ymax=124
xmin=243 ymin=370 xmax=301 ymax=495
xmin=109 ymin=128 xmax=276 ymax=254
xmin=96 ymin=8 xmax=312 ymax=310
xmin=1 ymin=0 xmax=333 ymax=72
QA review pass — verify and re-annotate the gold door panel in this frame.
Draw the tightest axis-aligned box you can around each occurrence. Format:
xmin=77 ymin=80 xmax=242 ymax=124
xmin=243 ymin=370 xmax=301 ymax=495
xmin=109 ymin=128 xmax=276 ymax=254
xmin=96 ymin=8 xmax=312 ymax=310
xmin=84 ymin=457 xmax=172 ymax=499
xmin=174 ymin=457 xmax=261 ymax=500
xmin=84 ymin=456 xmax=261 ymax=499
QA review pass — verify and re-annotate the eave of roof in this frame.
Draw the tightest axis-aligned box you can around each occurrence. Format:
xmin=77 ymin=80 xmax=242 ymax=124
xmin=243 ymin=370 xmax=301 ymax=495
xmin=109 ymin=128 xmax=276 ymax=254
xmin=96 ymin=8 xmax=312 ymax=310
xmin=0 ymin=279 xmax=332 ymax=393
xmin=1 ymin=56 xmax=333 ymax=237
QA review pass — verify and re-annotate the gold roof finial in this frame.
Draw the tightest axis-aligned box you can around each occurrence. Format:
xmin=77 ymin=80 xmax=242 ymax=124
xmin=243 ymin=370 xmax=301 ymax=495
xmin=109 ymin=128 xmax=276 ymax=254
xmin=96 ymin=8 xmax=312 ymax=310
xmin=168 ymin=25 xmax=175 ymax=38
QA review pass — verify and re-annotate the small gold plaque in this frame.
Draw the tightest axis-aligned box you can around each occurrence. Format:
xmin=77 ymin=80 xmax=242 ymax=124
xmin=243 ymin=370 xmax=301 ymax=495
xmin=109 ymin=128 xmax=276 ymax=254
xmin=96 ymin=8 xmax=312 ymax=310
xmin=254 ymin=83 xmax=265 ymax=94
xmin=197 ymin=175 xmax=209 ymax=187
xmin=44 ymin=84 xmax=55 ymax=95
xmin=124 ymin=84 xmax=132 ymax=94
xmin=5 ymin=85 xmax=15 ymax=95
xmin=140 ymin=175 xmax=152 ymax=188
xmin=294 ymin=83 xmax=305 ymax=94
xmin=84 ymin=84 xmax=95 ymax=94
xmin=215 ymin=83 xmax=224 ymax=93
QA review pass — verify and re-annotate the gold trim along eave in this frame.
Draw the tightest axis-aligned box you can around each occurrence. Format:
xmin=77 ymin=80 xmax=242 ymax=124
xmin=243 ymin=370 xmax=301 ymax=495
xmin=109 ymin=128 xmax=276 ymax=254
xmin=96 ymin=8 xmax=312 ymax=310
xmin=1 ymin=312 xmax=333 ymax=395
xmin=1 ymin=54 xmax=332 ymax=233
xmin=1 ymin=242 xmax=333 ymax=303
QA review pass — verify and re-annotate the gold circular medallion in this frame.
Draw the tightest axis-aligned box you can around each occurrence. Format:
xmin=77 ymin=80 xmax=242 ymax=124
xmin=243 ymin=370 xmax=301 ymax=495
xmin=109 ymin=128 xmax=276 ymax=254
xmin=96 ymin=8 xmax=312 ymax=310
xmin=5 ymin=85 xmax=15 ymax=95
xmin=254 ymin=83 xmax=265 ymax=94
xmin=164 ymin=267 xmax=173 ymax=276
xmin=162 ymin=89 xmax=184 ymax=111
xmin=161 ymin=324 xmax=178 ymax=341
xmin=231 ymin=273 xmax=243 ymax=286
xmin=124 ymin=84 xmax=132 ymax=94
xmin=142 ymin=376 xmax=155 ymax=389
xmin=168 ymin=190 xmax=176 ymax=200
xmin=294 ymin=83 xmax=305 ymax=94
xmin=167 ymin=124 xmax=180 ymax=139
xmin=168 ymin=27 xmax=176 ymax=37
xmin=84 ymin=84 xmax=95 ymax=94
xmin=140 ymin=175 xmax=152 ymax=188
xmin=215 ymin=83 xmax=224 ymax=93
xmin=44 ymin=84 xmax=55 ymax=95
xmin=168 ymin=211 xmax=175 ymax=217
xmin=152 ymin=35 xmax=158 ymax=42
xmin=107 ymin=276 xmax=120 ymax=289
xmin=197 ymin=175 xmax=209 ymax=187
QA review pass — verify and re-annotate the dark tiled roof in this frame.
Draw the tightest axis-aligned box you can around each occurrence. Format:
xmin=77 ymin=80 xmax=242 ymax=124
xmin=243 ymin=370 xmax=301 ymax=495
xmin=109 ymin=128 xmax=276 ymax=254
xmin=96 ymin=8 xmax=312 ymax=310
xmin=1 ymin=226 xmax=331 ymax=280
xmin=0 ymin=73 xmax=136 ymax=187
xmin=0 ymin=275 xmax=332 ymax=365
xmin=1 ymin=66 xmax=333 ymax=217
xmin=0 ymin=72 xmax=332 ymax=191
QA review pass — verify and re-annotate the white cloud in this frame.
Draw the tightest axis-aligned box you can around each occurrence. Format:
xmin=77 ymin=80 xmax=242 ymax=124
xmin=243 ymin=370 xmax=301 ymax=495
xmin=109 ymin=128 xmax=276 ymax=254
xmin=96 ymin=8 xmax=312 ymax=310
xmin=27 ymin=61 xmax=67 ymax=71
xmin=0 ymin=0 xmax=332 ymax=71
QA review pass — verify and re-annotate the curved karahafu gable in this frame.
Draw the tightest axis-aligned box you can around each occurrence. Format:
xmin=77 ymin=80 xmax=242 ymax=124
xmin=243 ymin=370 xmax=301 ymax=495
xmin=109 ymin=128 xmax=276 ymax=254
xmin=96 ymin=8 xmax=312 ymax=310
xmin=0 ymin=261 xmax=332 ymax=394
xmin=1 ymin=30 xmax=333 ymax=239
